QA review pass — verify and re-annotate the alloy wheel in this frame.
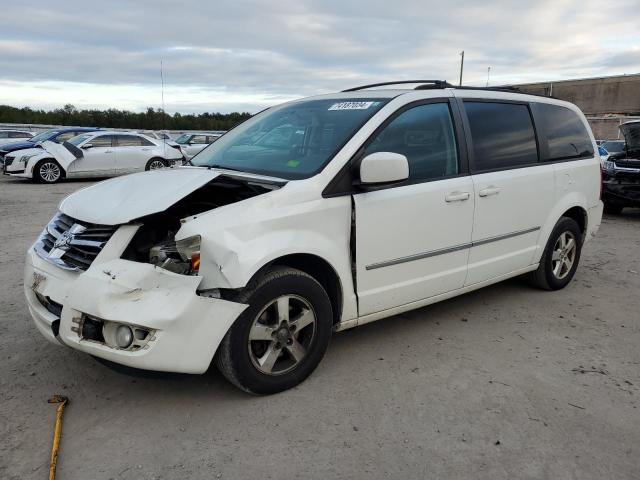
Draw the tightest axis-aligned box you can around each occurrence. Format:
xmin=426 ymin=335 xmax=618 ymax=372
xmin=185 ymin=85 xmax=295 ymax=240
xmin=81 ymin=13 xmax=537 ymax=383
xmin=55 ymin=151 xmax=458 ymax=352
xmin=551 ymin=231 xmax=577 ymax=279
xmin=40 ymin=162 xmax=61 ymax=182
xmin=247 ymin=295 xmax=317 ymax=375
xmin=149 ymin=160 xmax=166 ymax=170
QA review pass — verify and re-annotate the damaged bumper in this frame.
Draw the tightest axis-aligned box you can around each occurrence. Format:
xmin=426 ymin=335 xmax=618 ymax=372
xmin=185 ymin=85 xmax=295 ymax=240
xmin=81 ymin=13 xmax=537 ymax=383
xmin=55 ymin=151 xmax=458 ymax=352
xmin=24 ymin=248 xmax=247 ymax=374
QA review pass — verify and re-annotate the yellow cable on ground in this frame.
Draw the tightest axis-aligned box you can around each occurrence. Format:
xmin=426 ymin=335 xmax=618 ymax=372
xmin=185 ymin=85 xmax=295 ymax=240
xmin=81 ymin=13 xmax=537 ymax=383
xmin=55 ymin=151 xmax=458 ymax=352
xmin=47 ymin=395 xmax=68 ymax=480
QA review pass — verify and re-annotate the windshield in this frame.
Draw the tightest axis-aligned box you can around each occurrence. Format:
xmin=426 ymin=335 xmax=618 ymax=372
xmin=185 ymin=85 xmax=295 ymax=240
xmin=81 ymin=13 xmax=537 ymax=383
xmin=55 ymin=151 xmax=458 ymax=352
xmin=602 ymin=141 xmax=625 ymax=153
xmin=67 ymin=134 xmax=92 ymax=146
xmin=30 ymin=131 xmax=58 ymax=143
xmin=191 ymin=98 xmax=389 ymax=179
xmin=175 ymin=134 xmax=191 ymax=144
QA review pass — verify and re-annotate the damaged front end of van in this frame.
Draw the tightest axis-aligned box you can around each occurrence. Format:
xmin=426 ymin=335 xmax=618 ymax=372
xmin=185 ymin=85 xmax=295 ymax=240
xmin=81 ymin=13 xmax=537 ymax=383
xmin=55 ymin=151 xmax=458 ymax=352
xmin=25 ymin=167 xmax=286 ymax=373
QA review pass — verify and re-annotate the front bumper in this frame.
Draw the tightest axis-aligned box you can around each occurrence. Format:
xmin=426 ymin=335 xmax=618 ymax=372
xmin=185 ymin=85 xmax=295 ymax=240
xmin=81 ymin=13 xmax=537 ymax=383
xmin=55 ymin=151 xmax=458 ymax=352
xmin=24 ymin=246 xmax=247 ymax=374
xmin=602 ymin=172 xmax=640 ymax=207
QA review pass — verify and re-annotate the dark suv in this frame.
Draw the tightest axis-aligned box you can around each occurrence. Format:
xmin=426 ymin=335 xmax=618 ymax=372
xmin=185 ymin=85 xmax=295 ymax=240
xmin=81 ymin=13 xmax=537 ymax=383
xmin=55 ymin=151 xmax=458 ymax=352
xmin=601 ymin=121 xmax=640 ymax=214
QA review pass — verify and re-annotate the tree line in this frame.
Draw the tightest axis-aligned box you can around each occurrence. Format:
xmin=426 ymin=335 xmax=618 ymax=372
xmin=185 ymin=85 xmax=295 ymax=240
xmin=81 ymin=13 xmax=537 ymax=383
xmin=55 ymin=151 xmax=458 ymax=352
xmin=0 ymin=104 xmax=253 ymax=131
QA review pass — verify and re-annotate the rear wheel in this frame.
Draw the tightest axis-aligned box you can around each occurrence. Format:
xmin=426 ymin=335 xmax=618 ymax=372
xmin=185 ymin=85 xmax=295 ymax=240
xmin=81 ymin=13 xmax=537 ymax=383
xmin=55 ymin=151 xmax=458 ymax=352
xmin=528 ymin=217 xmax=582 ymax=290
xmin=145 ymin=158 xmax=168 ymax=170
xmin=35 ymin=159 xmax=63 ymax=183
xmin=215 ymin=266 xmax=333 ymax=394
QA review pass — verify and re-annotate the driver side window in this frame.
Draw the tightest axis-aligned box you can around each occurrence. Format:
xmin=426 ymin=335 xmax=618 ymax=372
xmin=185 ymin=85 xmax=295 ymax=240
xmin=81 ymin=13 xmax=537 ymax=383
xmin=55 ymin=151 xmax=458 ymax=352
xmin=364 ymin=102 xmax=459 ymax=182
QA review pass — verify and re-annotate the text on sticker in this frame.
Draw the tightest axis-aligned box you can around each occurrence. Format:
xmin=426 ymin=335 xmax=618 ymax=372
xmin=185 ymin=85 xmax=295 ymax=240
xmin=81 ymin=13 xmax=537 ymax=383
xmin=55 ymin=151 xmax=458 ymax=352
xmin=328 ymin=102 xmax=374 ymax=111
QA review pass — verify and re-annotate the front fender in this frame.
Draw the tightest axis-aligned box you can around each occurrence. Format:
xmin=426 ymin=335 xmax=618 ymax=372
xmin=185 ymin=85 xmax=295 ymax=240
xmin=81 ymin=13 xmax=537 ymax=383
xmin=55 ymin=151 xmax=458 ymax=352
xmin=177 ymin=192 xmax=358 ymax=322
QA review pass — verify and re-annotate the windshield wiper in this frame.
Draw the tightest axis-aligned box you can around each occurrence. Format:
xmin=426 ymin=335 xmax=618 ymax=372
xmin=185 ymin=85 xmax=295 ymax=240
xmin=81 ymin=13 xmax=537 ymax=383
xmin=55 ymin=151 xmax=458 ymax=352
xmin=207 ymin=164 xmax=245 ymax=173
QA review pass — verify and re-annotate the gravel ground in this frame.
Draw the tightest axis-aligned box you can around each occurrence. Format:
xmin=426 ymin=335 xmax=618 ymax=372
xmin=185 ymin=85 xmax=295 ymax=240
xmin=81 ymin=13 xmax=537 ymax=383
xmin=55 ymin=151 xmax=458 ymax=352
xmin=1 ymin=174 xmax=638 ymax=480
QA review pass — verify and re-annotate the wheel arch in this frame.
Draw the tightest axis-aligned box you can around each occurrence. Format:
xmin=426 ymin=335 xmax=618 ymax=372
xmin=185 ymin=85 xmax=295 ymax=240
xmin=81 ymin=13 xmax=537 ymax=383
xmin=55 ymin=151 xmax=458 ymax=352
xmin=534 ymin=192 xmax=589 ymax=264
xmin=246 ymin=253 xmax=343 ymax=326
xmin=31 ymin=157 xmax=66 ymax=179
xmin=561 ymin=205 xmax=588 ymax=238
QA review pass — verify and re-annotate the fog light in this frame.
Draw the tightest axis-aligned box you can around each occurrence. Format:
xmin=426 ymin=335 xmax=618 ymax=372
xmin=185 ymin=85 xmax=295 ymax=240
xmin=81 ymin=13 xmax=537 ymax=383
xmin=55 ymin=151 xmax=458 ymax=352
xmin=115 ymin=325 xmax=134 ymax=349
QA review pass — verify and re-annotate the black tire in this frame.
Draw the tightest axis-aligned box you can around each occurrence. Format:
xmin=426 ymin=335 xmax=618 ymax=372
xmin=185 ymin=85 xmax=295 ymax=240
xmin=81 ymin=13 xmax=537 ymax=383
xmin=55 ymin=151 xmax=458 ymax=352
xmin=34 ymin=159 xmax=63 ymax=183
xmin=603 ymin=203 xmax=623 ymax=215
xmin=215 ymin=266 xmax=333 ymax=395
xmin=145 ymin=158 xmax=168 ymax=170
xmin=528 ymin=217 xmax=583 ymax=290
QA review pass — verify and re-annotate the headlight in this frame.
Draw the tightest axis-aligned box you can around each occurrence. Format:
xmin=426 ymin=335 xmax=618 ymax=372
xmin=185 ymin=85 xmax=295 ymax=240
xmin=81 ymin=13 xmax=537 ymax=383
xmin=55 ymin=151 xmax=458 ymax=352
xmin=20 ymin=154 xmax=38 ymax=163
xmin=149 ymin=235 xmax=201 ymax=275
xmin=602 ymin=160 xmax=615 ymax=172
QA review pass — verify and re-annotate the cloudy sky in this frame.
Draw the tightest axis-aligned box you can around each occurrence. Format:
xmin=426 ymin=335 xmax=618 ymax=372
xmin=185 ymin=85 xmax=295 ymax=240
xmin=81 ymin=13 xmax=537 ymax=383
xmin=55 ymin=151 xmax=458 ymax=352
xmin=0 ymin=0 xmax=638 ymax=114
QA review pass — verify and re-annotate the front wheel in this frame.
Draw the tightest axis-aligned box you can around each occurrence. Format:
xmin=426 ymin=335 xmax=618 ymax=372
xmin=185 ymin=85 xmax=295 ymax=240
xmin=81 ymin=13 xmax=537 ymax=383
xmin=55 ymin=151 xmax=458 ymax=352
xmin=35 ymin=159 xmax=63 ymax=183
xmin=215 ymin=267 xmax=333 ymax=394
xmin=145 ymin=158 xmax=168 ymax=170
xmin=528 ymin=217 xmax=583 ymax=290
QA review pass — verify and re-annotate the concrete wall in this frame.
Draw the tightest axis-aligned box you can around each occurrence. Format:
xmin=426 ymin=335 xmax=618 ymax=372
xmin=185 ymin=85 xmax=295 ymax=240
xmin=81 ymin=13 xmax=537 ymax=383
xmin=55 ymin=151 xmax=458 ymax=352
xmin=514 ymin=74 xmax=640 ymax=116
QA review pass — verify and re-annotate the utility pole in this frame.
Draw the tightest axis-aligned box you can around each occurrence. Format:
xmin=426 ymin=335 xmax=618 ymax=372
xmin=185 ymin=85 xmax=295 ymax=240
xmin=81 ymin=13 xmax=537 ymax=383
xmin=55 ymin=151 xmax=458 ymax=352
xmin=486 ymin=66 xmax=491 ymax=87
xmin=459 ymin=51 xmax=465 ymax=86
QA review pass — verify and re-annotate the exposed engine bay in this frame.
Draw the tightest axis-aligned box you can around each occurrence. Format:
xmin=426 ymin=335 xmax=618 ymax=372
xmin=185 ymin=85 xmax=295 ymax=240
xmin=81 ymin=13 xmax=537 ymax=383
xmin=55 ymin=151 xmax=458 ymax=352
xmin=121 ymin=175 xmax=281 ymax=273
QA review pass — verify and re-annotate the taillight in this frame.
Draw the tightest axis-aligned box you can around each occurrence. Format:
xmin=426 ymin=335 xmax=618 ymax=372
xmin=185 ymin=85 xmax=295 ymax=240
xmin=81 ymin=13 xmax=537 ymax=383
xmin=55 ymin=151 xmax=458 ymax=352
xmin=599 ymin=164 xmax=603 ymax=200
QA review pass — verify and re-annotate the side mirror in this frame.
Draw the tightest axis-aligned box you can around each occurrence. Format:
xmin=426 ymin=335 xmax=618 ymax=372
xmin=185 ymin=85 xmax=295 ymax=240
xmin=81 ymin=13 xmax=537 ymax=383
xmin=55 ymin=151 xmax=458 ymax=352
xmin=359 ymin=152 xmax=409 ymax=185
xmin=81 ymin=143 xmax=93 ymax=149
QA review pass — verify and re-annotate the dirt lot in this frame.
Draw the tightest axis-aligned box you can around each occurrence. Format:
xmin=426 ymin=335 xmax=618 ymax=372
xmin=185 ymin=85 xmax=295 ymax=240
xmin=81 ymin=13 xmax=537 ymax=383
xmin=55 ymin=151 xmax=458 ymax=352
xmin=0 ymin=173 xmax=638 ymax=480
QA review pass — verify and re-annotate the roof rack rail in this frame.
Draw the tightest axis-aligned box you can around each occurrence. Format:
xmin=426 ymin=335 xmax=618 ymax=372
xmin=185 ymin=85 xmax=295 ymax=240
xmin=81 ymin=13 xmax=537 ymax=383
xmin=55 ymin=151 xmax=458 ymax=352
xmin=342 ymin=80 xmax=453 ymax=92
xmin=453 ymin=85 xmax=522 ymax=93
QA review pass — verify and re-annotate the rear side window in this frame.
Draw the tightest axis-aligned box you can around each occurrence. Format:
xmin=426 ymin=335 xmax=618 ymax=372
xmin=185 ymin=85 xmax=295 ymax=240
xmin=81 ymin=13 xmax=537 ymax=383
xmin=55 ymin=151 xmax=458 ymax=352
xmin=531 ymin=103 xmax=594 ymax=161
xmin=190 ymin=135 xmax=208 ymax=144
xmin=115 ymin=135 xmax=144 ymax=147
xmin=363 ymin=102 xmax=459 ymax=182
xmin=464 ymin=102 xmax=538 ymax=171
xmin=90 ymin=135 xmax=114 ymax=147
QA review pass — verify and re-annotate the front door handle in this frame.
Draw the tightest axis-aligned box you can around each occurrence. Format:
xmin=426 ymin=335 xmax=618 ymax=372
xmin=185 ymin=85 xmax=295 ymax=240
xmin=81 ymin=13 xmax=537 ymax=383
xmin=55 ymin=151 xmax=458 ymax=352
xmin=478 ymin=186 xmax=501 ymax=197
xmin=104 ymin=150 xmax=114 ymax=153
xmin=445 ymin=191 xmax=471 ymax=202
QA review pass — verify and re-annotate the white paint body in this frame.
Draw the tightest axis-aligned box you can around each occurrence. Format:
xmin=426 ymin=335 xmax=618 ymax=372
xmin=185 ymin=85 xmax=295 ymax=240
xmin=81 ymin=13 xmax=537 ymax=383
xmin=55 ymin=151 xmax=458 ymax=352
xmin=24 ymin=88 xmax=603 ymax=374
xmin=6 ymin=132 xmax=182 ymax=180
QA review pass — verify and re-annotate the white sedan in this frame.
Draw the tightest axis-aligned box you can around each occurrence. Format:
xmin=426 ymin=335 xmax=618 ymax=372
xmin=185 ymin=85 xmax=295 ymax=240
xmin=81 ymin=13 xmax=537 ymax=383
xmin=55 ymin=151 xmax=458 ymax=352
xmin=174 ymin=132 xmax=223 ymax=159
xmin=4 ymin=131 xmax=183 ymax=183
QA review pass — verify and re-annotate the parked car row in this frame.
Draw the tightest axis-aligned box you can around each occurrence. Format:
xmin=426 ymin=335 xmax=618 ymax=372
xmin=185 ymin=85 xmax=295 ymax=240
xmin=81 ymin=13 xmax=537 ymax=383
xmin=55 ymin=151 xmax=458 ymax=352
xmin=1 ymin=128 xmax=225 ymax=183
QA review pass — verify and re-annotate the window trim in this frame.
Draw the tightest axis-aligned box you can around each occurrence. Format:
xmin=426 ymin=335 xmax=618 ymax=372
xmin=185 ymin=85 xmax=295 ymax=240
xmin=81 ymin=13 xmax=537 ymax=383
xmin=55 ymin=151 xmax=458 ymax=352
xmin=456 ymin=98 xmax=541 ymax=174
xmin=322 ymin=98 xmax=469 ymax=198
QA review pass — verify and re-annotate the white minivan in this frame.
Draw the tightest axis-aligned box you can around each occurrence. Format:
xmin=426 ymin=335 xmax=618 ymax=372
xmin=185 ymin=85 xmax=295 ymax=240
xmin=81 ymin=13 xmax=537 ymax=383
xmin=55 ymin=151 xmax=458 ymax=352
xmin=25 ymin=81 xmax=603 ymax=394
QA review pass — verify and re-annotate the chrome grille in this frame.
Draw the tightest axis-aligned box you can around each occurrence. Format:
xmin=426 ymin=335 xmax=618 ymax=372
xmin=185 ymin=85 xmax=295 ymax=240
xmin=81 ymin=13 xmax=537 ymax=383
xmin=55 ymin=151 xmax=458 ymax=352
xmin=35 ymin=213 xmax=118 ymax=271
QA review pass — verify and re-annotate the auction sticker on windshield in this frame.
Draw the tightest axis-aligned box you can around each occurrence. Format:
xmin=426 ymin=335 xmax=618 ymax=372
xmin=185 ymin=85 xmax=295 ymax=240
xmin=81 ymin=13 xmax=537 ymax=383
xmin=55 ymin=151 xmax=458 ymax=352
xmin=329 ymin=101 xmax=374 ymax=111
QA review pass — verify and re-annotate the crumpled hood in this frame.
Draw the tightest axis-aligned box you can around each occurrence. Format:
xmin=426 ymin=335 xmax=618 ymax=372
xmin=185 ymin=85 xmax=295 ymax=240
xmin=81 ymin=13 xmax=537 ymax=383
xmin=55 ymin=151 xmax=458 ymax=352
xmin=59 ymin=168 xmax=222 ymax=225
xmin=620 ymin=121 xmax=640 ymax=154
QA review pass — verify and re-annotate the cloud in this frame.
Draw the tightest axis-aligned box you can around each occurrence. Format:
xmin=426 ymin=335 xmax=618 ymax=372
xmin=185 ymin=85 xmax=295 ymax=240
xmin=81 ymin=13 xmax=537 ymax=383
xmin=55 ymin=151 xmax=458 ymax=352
xmin=0 ymin=0 xmax=638 ymax=112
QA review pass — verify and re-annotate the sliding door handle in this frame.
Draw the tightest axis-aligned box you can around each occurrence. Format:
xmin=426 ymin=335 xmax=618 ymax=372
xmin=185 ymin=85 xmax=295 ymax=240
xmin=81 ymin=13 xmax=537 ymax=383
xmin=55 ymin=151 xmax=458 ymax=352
xmin=479 ymin=186 xmax=501 ymax=197
xmin=445 ymin=191 xmax=470 ymax=202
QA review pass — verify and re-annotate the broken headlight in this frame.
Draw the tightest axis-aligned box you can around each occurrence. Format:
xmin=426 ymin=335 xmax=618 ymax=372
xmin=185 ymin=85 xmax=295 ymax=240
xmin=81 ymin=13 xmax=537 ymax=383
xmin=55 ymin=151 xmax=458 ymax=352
xmin=149 ymin=235 xmax=201 ymax=275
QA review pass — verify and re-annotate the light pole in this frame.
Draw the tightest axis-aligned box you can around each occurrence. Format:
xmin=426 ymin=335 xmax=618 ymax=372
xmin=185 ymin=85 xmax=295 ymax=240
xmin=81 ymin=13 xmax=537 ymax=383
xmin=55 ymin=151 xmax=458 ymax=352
xmin=459 ymin=51 xmax=464 ymax=86
xmin=486 ymin=66 xmax=491 ymax=87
